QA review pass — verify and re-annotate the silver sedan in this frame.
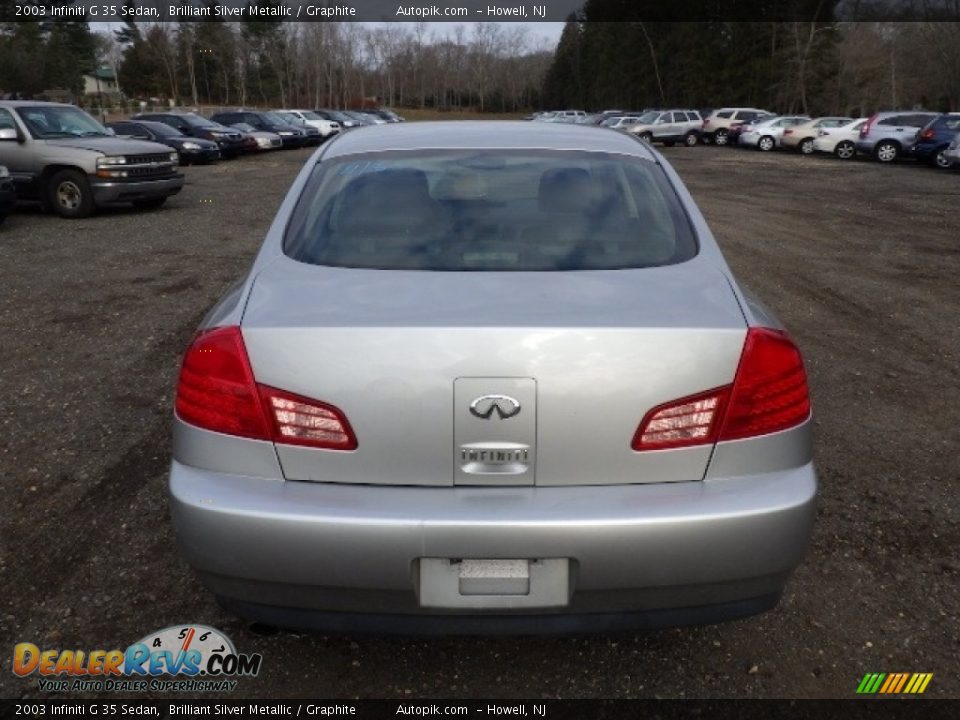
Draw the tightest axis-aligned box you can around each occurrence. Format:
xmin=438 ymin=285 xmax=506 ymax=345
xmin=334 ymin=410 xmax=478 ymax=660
xmin=169 ymin=122 xmax=817 ymax=633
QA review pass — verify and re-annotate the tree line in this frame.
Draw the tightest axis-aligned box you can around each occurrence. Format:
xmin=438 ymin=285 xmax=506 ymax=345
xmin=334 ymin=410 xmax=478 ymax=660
xmin=544 ymin=1 xmax=960 ymax=115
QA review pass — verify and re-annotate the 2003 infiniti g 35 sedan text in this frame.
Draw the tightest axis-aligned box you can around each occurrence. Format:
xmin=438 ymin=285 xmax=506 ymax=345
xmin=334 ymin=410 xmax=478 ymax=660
xmin=169 ymin=122 xmax=816 ymax=633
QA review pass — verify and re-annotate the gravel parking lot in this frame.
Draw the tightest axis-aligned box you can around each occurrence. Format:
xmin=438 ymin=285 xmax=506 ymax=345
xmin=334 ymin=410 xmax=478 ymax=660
xmin=2 ymin=144 xmax=957 ymax=699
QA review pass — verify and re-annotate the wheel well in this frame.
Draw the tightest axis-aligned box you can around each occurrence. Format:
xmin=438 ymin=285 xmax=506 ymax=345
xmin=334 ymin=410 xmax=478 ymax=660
xmin=40 ymin=164 xmax=88 ymax=186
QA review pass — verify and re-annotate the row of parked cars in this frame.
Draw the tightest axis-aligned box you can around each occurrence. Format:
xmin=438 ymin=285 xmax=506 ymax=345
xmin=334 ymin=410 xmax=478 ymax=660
xmin=532 ymin=107 xmax=960 ymax=168
xmin=0 ymin=101 xmax=404 ymax=221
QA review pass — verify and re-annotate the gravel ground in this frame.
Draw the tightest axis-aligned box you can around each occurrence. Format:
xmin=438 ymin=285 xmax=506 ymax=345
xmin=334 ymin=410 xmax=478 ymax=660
xmin=1 ymin=144 xmax=958 ymax=700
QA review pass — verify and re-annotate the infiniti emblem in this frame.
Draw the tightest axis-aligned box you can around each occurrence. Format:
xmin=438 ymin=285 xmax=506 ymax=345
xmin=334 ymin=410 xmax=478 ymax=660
xmin=469 ymin=394 xmax=522 ymax=420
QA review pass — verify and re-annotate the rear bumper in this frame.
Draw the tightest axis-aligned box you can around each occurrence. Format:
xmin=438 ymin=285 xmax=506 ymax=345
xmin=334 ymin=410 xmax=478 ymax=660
xmin=169 ymin=460 xmax=816 ymax=629
xmin=91 ymin=175 xmax=184 ymax=205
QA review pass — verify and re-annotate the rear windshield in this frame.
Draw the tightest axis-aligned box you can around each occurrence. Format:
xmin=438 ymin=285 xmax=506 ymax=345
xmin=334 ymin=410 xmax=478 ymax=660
xmin=283 ymin=150 xmax=698 ymax=271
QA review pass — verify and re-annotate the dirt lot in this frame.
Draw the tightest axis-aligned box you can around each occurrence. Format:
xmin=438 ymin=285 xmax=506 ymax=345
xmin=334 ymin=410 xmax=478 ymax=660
xmin=1 ymin=142 xmax=958 ymax=700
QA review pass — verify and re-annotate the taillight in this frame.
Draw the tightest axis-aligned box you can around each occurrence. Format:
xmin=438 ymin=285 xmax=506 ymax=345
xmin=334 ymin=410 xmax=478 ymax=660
xmin=631 ymin=328 xmax=810 ymax=451
xmin=784 ymin=128 xmax=793 ymax=135
xmin=919 ymin=128 xmax=935 ymax=141
xmin=259 ymin=386 xmax=357 ymax=450
xmin=632 ymin=388 xmax=728 ymax=451
xmin=175 ymin=326 xmax=357 ymax=450
xmin=719 ymin=327 xmax=810 ymax=441
xmin=860 ymin=115 xmax=876 ymax=138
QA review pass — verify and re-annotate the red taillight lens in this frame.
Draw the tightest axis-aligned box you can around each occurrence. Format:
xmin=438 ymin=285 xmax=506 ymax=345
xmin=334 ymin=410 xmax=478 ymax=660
xmin=860 ymin=115 xmax=876 ymax=138
xmin=259 ymin=386 xmax=357 ymax=450
xmin=175 ymin=326 xmax=357 ymax=450
xmin=631 ymin=328 xmax=810 ymax=451
xmin=175 ymin=326 xmax=270 ymax=440
xmin=718 ymin=328 xmax=811 ymax=441
xmin=631 ymin=388 xmax=728 ymax=451
xmin=784 ymin=128 xmax=793 ymax=135
xmin=919 ymin=128 xmax=935 ymax=141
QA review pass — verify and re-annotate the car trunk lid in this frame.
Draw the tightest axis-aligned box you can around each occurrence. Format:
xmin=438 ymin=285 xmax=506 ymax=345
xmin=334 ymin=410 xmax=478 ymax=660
xmin=241 ymin=256 xmax=747 ymax=487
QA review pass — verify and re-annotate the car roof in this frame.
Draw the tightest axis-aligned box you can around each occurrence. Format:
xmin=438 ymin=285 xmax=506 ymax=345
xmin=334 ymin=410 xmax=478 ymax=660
xmin=322 ymin=121 xmax=658 ymax=160
xmin=0 ymin=100 xmax=76 ymax=108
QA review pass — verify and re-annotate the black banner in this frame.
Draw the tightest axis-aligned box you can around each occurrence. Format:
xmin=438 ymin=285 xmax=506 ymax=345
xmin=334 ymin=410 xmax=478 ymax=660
xmin=3 ymin=0 xmax=960 ymax=23
xmin=2 ymin=700 xmax=960 ymax=720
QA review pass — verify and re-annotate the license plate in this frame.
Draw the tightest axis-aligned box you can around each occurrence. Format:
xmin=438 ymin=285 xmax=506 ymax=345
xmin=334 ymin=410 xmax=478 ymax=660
xmin=419 ymin=558 xmax=570 ymax=609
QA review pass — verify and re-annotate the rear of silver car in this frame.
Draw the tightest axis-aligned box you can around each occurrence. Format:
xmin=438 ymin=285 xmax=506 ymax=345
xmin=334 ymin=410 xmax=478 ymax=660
xmin=169 ymin=123 xmax=816 ymax=632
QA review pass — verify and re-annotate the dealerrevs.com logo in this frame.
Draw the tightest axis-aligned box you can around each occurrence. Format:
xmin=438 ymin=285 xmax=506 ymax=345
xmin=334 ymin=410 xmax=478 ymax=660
xmin=13 ymin=624 xmax=262 ymax=693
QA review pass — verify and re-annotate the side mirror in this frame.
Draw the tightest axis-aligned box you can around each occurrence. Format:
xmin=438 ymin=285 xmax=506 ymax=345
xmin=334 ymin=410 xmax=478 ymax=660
xmin=0 ymin=127 xmax=19 ymax=141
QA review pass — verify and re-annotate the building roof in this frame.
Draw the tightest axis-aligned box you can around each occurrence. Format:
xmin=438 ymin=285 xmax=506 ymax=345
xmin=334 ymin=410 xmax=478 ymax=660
xmin=85 ymin=68 xmax=116 ymax=81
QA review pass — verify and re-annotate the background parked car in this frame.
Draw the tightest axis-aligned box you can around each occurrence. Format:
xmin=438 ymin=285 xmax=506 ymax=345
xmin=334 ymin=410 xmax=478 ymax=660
xmin=227 ymin=122 xmax=282 ymax=151
xmin=781 ymin=117 xmax=854 ymax=154
xmin=856 ymin=111 xmax=940 ymax=163
xmin=701 ymin=108 xmax=772 ymax=145
xmin=275 ymin=110 xmax=339 ymax=140
xmin=0 ymin=164 xmax=15 ymax=223
xmin=314 ymin=109 xmax=361 ymax=129
xmin=739 ymin=115 xmax=810 ymax=151
xmin=628 ymin=110 xmax=703 ymax=146
xmin=945 ymin=133 xmax=960 ymax=168
xmin=346 ymin=110 xmax=385 ymax=125
xmin=726 ymin=114 xmax=775 ymax=146
xmin=107 ymin=120 xmax=220 ymax=165
xmin=133 ymin=111 xmax=247 ymax=158
xmin=1 ymin=101 xmax=183 ymax=219
xmin=369 ymin=108 xmax=405 ymax=123
xmin=601 ymin=115 xmax=646 ymax=131
xmin=209 ymin=111 xmax=308 ymax=148
xmin=911 ymin=114 xmax=960 ymax=169
xmin=812 ymin=118 xmax=868 ymax=159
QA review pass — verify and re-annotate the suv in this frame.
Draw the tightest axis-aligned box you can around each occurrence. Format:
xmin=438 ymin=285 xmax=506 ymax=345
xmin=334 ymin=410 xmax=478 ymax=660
xmin=209 ymin=111 xmax=309 ymax=148
xmin=856 ymin=111 xmax=940 ymax=163
xmin=0 ymin=164 xmax=15 ymax=224
xmin=628 ymin=110 xmax=703 ymax=146
xmin=551 ymin=110 xmax=588 ymax=124
xmin=0 ymin=101 xmax=183 ymax=219
xmin=701 ymin=108 xmax=772 ymax=146
xmin=133 ymin=111 xmax=248 ymax=158
xmin=911 ymin=114 xmax=960 ymax=169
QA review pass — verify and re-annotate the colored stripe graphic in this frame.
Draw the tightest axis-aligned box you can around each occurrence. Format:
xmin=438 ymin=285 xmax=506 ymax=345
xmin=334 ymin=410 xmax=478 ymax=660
xmin=857 ymin=673 xmax=932 ymax=694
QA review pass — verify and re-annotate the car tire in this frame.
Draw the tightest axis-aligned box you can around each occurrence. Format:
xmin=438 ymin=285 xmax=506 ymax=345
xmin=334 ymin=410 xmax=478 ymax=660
xmin=132 ymin=197 xmax=168 ymax=211
xmin=799 ymin=138 xmax=815 ymax=155
xmin=835 ymin=141 xmax=855 ymax=160
xmin=714 ymin=129 xmax=729 ymax=146
xmin=47 ymin=169 xmax=95 ymax=219
xmin=758 ymin=136 xmax=775 ymax=152
xmin=639 ymin=132 xmax=653 ymax=143
xmin=684 ymin=132 xmax=698 ymax=147
xmin=932 ymin=148 xmax=951 ymax=169
xmin=874 ymin=141 xmax=899 ymax=163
